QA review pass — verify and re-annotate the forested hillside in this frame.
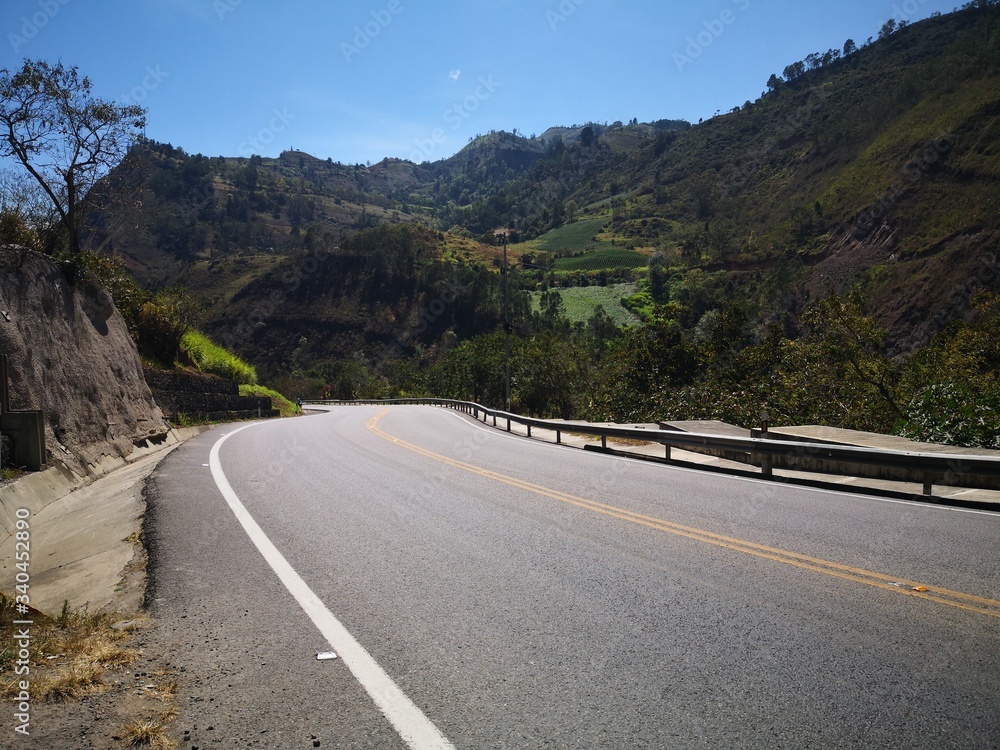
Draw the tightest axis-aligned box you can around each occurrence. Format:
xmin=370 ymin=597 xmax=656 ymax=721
xmin=71 ymin=2 xmax=1000 ymax=446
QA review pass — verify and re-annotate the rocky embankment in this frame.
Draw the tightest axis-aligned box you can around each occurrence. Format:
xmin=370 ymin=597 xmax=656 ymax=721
xmin=0 ymin=248 xmax=168 ymax=478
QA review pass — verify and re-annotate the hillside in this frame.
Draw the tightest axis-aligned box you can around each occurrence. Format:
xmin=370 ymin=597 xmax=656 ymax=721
xmin=449 ymin=5 xmax=999 ymax=351
xmin=75 ymin=3 xmax=1000 ymax=432
xmin=194 ymin=225 xmax=519 ymax=385
xmin=81 ymin=130 xmax=554 ymax=286
xmin=82 ymin=145 xmax=425 ymax=284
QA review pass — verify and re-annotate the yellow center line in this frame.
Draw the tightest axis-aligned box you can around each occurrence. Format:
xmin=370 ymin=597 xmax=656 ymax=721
xmin=367 ymin=411 xmax=1000 ymax=619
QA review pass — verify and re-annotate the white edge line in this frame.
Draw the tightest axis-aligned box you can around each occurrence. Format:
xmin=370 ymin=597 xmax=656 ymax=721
xmin=209 ymin=422 xmax=455 ymax=750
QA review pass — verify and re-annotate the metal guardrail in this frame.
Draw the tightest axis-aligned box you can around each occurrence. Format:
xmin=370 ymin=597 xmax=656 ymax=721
xmin=303 ymin=398 xmax=1000 ymax=498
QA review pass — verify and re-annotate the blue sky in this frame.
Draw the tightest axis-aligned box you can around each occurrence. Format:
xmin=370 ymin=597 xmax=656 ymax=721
xmin=2 ymin=0 xmax=961 ymax=165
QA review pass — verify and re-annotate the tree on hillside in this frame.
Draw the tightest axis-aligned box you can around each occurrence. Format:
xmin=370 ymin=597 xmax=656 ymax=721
xmin=0 ymin=59 xmax=146 ymax=254
xmin=879 ymin=19 xmax=897 ymax=39
xmin=773 ymin=294 xmax=903 ymax=431
xmin=782 ymin=61 xmax=806 ymax=81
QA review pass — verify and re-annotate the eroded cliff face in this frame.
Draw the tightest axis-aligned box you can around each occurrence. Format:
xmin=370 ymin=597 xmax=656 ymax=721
xmin=0 ymin=248 xmax=167 ymax=477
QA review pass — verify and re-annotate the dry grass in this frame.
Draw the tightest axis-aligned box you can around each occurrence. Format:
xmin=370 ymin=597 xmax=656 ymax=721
xmin=1 ymin=595 xmax=182 ymax=744
xmin=120 ymin=713 xmax=178 ymax=749
xmin=91 ymin=638 xmax=142 ymax=669
xmin=33 ymin=663 xmax=105 ymax=701
xmin=607 ymin=437 xmax=654 ymax=447
xmin=152 ymin=675 xmax=179 ymax=700
xmin=0 ymin=594 xmax=144 ymax=703
xmin=134 ymin=669 xmax=180 ymax=701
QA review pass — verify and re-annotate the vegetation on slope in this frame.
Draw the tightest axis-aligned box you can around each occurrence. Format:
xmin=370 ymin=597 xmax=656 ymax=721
xmin=180 ymin=330 xmax=257 ymax=385
xmin=7 ymin=3 xmax=997 ymax=447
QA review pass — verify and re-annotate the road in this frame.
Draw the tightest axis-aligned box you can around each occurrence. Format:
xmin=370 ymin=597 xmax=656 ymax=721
xmin=145 ymin=405 xmax=1000 ymax=749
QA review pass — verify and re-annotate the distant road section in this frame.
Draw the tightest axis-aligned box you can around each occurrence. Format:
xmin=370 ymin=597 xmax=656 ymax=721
xmin=146 ymin=405 xmax=1000 ymax=749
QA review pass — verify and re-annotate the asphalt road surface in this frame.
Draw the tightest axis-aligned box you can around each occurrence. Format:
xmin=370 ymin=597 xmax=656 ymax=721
xmin=145 ymin=405 xmax=1000 ymax=749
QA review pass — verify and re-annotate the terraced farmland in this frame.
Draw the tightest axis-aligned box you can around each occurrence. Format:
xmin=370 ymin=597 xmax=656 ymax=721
xmin=552 ymin=248 xmax=649 ymax=271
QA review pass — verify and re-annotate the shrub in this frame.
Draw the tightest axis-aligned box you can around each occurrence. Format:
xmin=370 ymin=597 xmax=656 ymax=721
xmin=80 ymin=253 xmax=195 ymax=364
xmin=137 ymin=295 xmax=189 ymax=365
xmin=898 ymin=382 xmax=1000 ymax=449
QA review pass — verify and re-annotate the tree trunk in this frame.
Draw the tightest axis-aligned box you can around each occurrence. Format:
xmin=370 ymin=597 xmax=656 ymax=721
xmin=66 ymin=171 xmax=79 ymax=254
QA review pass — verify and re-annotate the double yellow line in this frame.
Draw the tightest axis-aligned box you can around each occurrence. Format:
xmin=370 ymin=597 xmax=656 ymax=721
xmin=368 ymin=411 xmax=1000 ymax=619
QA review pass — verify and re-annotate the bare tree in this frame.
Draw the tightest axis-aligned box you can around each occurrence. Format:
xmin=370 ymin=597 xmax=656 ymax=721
xmin=0 ymin=59 xmax=146 ymax=253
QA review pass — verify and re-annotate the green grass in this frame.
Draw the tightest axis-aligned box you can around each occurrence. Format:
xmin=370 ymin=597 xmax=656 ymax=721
xmin=530 ymin=283 xmax=641 ymax=327
xmin=552 ymin=248 xmax=649 ymax=271
xmin=536 ymin=217 xmax=611 ymax=252
xmin=822 ymin=77 xmax=998 ymax=222
xmin=181 ymin=330 xmax=258 ymax=385
xmin=239 ymin=384 xmax=300 ymax=417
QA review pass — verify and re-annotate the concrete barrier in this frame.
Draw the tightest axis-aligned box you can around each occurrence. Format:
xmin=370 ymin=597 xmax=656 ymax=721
xmin=0 ymin=425 xmax=212 ymax=614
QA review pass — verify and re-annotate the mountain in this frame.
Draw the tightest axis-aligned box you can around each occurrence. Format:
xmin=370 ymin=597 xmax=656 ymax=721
xmin=82 ymin=129 xmax=554 ymax=285
xmin=85 ymin=3 xmax=999 ymax=387
xmin=444 ymin=3 xmax=999 ymax=351
xmin=82 ymin=144 xmax=424 ymax=284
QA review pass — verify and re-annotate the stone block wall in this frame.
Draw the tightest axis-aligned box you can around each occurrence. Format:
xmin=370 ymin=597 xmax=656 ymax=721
xmin=143 ymin=368 xmax=279 ymax=421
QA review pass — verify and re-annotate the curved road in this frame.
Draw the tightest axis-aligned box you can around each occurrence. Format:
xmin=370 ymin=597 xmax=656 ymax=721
xmin=145 ymin=405 xmax=1000 ymax=749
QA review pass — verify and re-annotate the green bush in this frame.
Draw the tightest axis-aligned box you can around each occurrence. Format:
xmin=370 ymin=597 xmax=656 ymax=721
xmin=898 ymin=382 xmax=1000 ymax=449
xmin=136 ymin=295 xmax=189 ymax=365
xmin=81 ymin=252 xmax=195 ymax=364
xmin=181 ymin=331 xmax=257 ymax=385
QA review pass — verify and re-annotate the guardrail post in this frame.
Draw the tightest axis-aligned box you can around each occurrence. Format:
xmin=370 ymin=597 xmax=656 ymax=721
xmin=527 ymin=425 xmax=532 ymax=437
xmin=761 ymin=453 xmax=773 ymax=478
xmin=506 ymin=418 xmax=511 ymax=432
xmin=493 ymin=414 xmax=497 ymax=427
xmin=664 ymin=444 xmax=671 ymax=460
xmin=556 ymin=430 xmax=561 ymax=445
xmin=601 ymin=435 xmax=607 ymax=449
xmin=923 ymin=475 xmax=933 ymax=496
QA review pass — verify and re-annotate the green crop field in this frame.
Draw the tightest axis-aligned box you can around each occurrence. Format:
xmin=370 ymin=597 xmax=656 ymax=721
xmin=535 ymin=217 xmax=611 ymax=252
xmin=530 ymin=283 xmax=641 ymax=327
xmin=552 ymin=248 xmax=649 ymax=271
